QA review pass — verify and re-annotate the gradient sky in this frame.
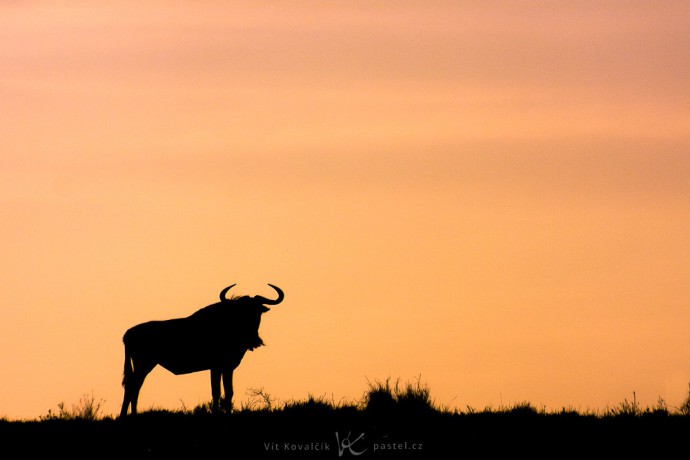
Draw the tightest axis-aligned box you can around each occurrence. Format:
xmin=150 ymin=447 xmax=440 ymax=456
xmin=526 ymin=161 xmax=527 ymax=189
xmin=1 ymin=1 xmax=689 ymax=419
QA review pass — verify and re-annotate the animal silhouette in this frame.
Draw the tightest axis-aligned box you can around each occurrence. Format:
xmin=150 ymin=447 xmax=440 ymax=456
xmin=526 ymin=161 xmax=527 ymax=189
xmin=120 ymin=284 xmax=284 ymax=417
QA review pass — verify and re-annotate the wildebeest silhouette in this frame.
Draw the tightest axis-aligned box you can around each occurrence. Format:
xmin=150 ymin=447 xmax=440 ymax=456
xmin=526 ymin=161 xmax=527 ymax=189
xmin=120 ymin=283 xmax=284 ymax=418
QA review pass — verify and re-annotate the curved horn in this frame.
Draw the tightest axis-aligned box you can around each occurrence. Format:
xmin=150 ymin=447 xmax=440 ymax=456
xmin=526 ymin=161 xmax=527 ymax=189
xmin=219 ymin=284 xmax=236 ymax=301
xmin=254 ymin=284 xmax=284 ymax=305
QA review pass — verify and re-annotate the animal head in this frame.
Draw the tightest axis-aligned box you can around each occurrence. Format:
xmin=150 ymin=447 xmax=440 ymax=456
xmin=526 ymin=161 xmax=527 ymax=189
xmin=216 ymin=283 xmax=285 ymax=349
xmin=188 ymin=284 xmax=284 ymax=348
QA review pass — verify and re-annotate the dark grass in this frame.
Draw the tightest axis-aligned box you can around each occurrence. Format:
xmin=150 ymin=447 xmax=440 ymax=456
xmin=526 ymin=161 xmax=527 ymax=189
xmin=2 ymin=379 xmax=690 ymax=458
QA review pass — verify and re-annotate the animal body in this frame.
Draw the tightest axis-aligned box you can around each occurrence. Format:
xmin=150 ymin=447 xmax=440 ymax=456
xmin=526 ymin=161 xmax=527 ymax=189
xmin=120 ymin=284 xmax=284 ymax=417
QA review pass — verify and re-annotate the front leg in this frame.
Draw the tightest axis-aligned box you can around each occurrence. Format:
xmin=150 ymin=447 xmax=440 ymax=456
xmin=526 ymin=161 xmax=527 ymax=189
xmin=210 ymin=368 xmax=221 ymax=412
xmin=221 ymin=368 xmax=234 ymax=412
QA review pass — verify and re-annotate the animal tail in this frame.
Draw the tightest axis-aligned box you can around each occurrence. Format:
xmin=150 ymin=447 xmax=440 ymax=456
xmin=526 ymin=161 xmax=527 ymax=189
xmin=122 ymin=342 xmax=134 ymax=387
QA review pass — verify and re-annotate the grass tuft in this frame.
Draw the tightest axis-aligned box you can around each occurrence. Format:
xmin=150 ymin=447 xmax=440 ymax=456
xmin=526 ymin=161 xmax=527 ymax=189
xmin=41 ymin=392 xmax=106 ymax=421
xmin=363 ymin=375 xmax=437 ymax=417
xmin=282 ymin=393 xmax=337 ymax=415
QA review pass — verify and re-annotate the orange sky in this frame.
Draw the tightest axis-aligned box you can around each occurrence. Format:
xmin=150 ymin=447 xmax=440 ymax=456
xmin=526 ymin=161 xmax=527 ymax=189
xmin=1 ymin=1 xmax=689 ymax=419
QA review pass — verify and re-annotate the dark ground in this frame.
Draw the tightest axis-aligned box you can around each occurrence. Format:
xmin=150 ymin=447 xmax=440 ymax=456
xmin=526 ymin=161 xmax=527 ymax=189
xmin=1 ymin=408 xmax=688 ymax=458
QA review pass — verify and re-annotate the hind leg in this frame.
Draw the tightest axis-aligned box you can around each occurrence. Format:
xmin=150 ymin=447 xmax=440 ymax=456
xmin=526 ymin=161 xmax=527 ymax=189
xmin=129 ymin=377 xmax=145 ymax=415
xmin=120 ymin=389 xmax=132 ymax=418
xmin=121 ymin=358 xmax=155 ymax=417
xmin=121 ymin=378 xmax=144 ymax=417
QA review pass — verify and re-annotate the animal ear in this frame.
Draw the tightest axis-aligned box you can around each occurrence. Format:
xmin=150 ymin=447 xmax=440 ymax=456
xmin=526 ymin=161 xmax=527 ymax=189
xmin=261 ymin=306 xmax=270 ymax=313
